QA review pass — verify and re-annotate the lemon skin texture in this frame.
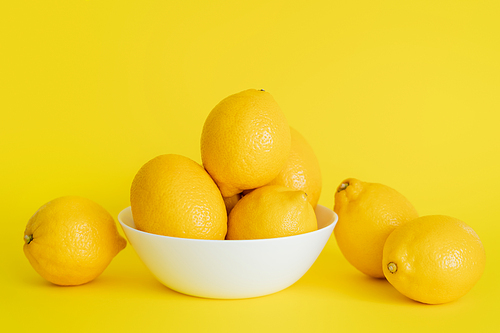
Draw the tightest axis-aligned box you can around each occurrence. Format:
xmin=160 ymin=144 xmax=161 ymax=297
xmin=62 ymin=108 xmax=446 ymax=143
xmin=226 ymin=185 xmax=317 ymax=240
xmin=383 ymin=215 xmax=486 ymax=304
xmin=130 ymin=154 xmax=227 ymax=240
xmin=23 ymin=196 xmax=126 ymax=286
xmin=267 ymin=127 xmax=322 ymax=208
xmin=200 ymin=89 xmax=291 ymax=198
xmin=334 ymin=178 xmax=418 ymax=278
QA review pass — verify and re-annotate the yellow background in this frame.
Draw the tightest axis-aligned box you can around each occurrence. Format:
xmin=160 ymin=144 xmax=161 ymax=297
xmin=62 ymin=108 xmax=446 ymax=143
xmin=2 ymin=0 xmax=499 ymax=332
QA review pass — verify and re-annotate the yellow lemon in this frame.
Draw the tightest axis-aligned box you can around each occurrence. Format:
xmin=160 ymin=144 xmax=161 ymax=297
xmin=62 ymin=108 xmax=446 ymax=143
xmin=223 ymin=193 xmax=241 ymax=215
xmin=130 ymin=154 xmax=227 ymax=239
xmin=334 ymin=178 xmax=418 ymax=278
xmin=23 ymin=196 xmax=126 ymax=286
xmin=267 ymin=127 xmax=322 ymax=208
xmin=226 ymin=185 xmax=317 ymax=240
xmin=383 ymin=215 xmax=486 ymax=304
xmin=200 ymin=89 xmax=291 ymax=198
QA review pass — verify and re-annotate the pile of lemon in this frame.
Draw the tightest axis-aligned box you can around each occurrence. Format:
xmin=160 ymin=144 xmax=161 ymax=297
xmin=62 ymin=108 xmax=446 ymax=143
xmin=23 ymin=88 xmax=485 ymax=305
xmin=129 ymin=89 xmax=321 ymax=241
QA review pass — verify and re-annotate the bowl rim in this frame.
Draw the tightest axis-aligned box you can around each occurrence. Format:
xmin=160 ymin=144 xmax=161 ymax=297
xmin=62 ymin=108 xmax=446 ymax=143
xmin=118 ymin=205 xmax=338 ymax=244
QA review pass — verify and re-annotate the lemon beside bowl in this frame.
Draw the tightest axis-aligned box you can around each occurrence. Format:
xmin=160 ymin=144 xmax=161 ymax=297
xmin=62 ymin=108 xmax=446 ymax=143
xmin=118 ymin=205 xmax=337 ymax=299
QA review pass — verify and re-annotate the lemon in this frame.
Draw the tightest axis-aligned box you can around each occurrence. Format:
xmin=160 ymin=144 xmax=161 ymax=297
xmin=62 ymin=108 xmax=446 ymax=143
xmin=267 ymin=127 xmax=322 ymax=208
xmin=226 ymin=185 xmax=317 ymax=240
xmin=23 ymin=196 xmax=126 ymax=286
xmin=130 ymin=154 xmax=227 ymax=239
xmin=383 ymin=215 xmax=486 ymax=304
xmin=334 ymin=178 xmax=418 ymax=278
xmin=223 ymin=193 xmax=241 ymax=215
xmin=200 ymin=89 xmax=291 ymax=198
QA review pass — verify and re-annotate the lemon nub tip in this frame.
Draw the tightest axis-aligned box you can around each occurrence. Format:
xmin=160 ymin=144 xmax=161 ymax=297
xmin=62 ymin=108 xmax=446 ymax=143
xmin=338 ymin=182 xmax=349 ymax=192
xmin=24 ymin=234 xmax=33 ymax=245
xmin=387 ymin=262 xmax=398 ymax=274
xmin=292 ymin=191 xmax=308 ymax=202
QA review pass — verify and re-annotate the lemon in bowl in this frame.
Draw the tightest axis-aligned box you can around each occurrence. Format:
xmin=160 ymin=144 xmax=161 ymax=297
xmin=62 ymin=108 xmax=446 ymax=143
xmin=118 ymin=204 xmax=337 ymax=299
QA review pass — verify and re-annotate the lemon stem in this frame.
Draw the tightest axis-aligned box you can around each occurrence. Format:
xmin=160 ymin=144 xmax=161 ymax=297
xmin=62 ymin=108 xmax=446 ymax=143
xmin=387 ymin=262 xmax=398 ymax=274
xmin=338 ymin=182 xmax=349 ymax=192
xmin=24 ymin=234 xmax=33 ymax=244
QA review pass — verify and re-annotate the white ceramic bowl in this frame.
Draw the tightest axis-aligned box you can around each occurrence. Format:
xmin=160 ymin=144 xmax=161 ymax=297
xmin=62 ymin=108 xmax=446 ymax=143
xmin=118 ymin=205 xmax=337 ymax=299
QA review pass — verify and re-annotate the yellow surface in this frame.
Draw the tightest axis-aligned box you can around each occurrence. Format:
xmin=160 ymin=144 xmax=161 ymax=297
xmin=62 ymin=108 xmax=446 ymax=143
xmin=1 ymin=0 xmax=499 ymax=332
